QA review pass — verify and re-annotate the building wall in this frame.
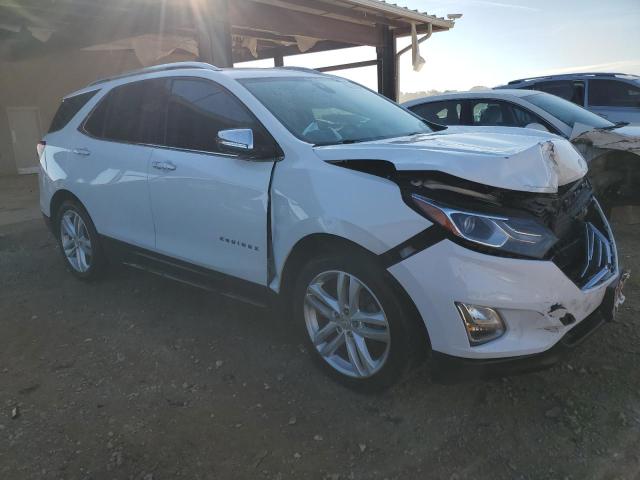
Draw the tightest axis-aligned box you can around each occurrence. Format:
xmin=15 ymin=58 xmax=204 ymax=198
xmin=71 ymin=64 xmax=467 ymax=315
xmin=0 ymin=47 xmax=194 ymax=175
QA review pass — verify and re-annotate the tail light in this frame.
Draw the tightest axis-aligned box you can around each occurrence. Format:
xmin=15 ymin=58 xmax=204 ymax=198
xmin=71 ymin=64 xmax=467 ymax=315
xmin=37 ymin=140 xmax=46 ymax=158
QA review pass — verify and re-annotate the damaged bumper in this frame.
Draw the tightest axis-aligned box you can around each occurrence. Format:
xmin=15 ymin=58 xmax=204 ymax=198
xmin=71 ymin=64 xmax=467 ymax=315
xmin=389 ymin=238 xmax=618 ymax=360
xmin=429 ymin=273 xmax=626 ymax=383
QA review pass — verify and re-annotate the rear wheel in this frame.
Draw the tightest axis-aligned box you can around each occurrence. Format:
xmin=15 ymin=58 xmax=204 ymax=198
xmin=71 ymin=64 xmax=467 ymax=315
xmin=55 ymin=200 xmax=106 ymax=280
xmin=293 ymin=251 xmax=426 ymax=391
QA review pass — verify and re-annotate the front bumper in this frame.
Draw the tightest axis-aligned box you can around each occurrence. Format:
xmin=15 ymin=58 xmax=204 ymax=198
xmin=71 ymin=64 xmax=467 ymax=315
xmin=388 ymin=238 xmax=619 ymax=360
xmin=429 ymin=275 xmax=621 ymax=383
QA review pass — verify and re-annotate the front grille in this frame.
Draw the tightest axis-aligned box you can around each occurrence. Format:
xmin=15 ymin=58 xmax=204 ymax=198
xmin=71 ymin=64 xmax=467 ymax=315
xmin=551 ymin=200 xmax=617 ymax=289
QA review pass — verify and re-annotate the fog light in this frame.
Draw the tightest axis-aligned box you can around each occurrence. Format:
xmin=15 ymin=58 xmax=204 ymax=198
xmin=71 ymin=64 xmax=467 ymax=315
xmin=455 ymin=302 xmax=506 ymax=346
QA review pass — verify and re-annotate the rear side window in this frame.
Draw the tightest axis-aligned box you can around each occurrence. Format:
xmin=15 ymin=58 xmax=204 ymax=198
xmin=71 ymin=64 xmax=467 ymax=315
xmin=410 ymin=101 xmax=461 ymax=125
xmin=83 ymin=79 xmax=170 ymax=144
xmin=530 ymin=80 xmax=585 ymax=106
xmin=589 ymin=80 xmax=640 ymax=107
xmin=48 ymin=90 xmax=98 ymax=133
xmin=164 ymin=78 xmax=264 ymax=154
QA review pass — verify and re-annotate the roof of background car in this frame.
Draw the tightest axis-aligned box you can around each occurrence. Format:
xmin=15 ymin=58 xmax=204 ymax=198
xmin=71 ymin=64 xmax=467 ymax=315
xmin=401 ymin=89 xmax=538 ymax=107
xmin=495 ymin=72 xmax=640 ymax=89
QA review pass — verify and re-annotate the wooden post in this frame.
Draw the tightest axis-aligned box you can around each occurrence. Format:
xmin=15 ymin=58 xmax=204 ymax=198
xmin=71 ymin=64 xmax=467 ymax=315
xmin=376 ymin=26 xmax=397 ymax=101
xmin=196 ymin=0 xmax=233 ymax=67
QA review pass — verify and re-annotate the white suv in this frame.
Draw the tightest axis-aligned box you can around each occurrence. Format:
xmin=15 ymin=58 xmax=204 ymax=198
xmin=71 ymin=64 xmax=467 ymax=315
xmin=39 ymin=62 xmax=624 ymax=390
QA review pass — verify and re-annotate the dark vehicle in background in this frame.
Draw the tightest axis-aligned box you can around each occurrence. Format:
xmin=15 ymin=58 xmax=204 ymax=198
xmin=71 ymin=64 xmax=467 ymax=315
xmin=496 ymin=72 xmax=640 ymax=125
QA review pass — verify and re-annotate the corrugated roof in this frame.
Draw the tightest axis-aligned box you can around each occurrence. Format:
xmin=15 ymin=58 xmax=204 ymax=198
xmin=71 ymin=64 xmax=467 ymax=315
xmin=342 ymin=0 xmax=454 ymax=28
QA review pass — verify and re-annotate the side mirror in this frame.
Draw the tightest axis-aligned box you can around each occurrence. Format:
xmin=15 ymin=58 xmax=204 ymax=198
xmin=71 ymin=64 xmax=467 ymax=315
xmin=524 ymin=122 xmax=549 ymax=132
xmin=217 ymin=129 xmax=254 ymax=155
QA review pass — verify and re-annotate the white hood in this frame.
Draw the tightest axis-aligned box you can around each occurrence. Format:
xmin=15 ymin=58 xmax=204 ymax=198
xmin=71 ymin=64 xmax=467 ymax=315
xmin=314 ymin=130 xmax=588 ymax=193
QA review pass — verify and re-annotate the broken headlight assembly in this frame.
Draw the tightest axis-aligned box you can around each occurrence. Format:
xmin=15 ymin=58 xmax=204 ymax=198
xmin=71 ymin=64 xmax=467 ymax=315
xmin=411 ymin=194 xmax=558 ymax=259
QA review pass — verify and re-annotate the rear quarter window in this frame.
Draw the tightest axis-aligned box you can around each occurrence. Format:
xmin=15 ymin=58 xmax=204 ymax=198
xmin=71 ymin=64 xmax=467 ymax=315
xmin=589 ymin=79 xmax=640 ymax=107
xmin=48 ymin=90 xmax=99 ymax=133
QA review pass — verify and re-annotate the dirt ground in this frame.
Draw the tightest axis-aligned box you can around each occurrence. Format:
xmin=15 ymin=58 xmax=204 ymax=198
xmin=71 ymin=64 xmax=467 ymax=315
xmin=1 ymin=175 xmax=640 ymax=480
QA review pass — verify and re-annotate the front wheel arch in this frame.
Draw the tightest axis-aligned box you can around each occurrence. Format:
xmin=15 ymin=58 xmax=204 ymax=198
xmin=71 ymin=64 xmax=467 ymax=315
xmin=278 ymin=233 xmax=430 ymax=350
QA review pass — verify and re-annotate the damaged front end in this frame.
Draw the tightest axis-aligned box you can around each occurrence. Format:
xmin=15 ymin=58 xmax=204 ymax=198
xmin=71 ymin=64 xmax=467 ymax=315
xmin=396 ymin=170 xmax=618 ymax=290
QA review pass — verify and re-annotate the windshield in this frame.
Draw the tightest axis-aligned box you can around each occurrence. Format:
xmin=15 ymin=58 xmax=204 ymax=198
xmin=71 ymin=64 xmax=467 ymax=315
xmin=240 ymin=76 xmax=431 ymax=146
xmin=523 ymin=92 xmax=614 ymax=129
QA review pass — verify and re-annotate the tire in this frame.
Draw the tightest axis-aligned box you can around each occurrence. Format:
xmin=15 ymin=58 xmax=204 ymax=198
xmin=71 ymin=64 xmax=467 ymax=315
xmin=55 ymin=200 xmax=107 ymax=280
xmin=292 ymin=249 xmax=427 ymax=392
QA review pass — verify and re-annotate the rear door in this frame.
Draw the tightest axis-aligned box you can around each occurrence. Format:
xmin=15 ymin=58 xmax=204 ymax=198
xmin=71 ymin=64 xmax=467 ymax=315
xmin=147 ymin=77 xmax=277 ymax=285
xmin=75 ymin=78 xmax=168 ymax=249
xmin=587 ymin=79 xmax=640 ymax=124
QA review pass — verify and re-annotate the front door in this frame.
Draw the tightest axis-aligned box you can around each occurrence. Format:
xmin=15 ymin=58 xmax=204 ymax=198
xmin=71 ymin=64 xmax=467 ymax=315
xmin=147 ymin=77 xmax=276 ymax=285
xmin=7 ymin=107 xmax=42 ymax=174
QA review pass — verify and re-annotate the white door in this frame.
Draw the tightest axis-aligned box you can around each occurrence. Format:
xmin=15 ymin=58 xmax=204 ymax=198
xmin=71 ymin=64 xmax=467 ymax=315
xmin=7 ymin=107 xmax=42 ymax=174
xmin=147 ymin=77 xmax=277 ymax=285
xmin=70 ymin=79 xmax=167 ymax=249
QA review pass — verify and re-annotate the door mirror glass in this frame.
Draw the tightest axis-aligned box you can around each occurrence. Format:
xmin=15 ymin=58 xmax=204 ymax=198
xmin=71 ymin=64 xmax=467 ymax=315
xmin=216 ymin=129 xmax=254 ymax=154
xmin=524 ymin=122 xmax=549 ymax=132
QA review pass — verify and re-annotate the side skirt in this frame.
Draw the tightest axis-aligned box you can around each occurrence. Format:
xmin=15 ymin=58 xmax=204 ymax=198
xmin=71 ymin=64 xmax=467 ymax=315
xmin=101 ymin=236 xmax=275 ymax=308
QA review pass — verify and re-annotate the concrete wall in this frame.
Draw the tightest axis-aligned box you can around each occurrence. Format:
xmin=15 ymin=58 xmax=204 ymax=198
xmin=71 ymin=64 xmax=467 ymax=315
xmin=0 ymin=48 xmax=194 ymax=175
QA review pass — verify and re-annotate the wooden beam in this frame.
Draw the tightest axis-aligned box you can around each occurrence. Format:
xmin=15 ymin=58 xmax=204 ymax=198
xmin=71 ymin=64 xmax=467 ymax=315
xmin=195 ymin=0 xmax=233 ymax=67
xmin=317 ymin=59 xmax=378 ymax=73
xmin=376 ymin=26 xmax=397 ymax=100
xmin=228 ymin=0 xmax=381 ymax=47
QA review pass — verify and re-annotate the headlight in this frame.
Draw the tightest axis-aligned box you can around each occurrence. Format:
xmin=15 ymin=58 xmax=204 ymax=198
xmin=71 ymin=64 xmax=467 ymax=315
xmin=411 ymin=194 xmax=558 ymax=258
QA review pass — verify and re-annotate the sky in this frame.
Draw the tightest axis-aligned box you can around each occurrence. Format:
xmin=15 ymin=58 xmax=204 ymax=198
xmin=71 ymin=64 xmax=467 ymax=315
xmin=237 ymin=0 xmax=640 ymax=94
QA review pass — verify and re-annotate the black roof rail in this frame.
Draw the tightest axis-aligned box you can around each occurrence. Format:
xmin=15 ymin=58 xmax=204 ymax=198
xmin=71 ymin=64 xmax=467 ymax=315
xmin=89 ymin=62 xmax=221 ymax=86
xmin=507 ymin=72 xmax=639 ymax=85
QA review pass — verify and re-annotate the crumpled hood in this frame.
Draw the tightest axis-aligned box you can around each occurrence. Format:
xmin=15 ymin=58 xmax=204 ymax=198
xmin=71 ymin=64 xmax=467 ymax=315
xmin=314 ymin=130 xmax=587 ymax=193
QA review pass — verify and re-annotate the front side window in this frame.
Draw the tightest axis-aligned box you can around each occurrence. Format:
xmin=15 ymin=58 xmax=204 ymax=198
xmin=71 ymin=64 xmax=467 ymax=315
xmin=589 ymin=79 xmax=640 ymax=108
xmin=83 ymin=79 xmax=169 ymax=144
xmin=164 ymin=78 xmax=265 ymax=154
xmin=410 ymin=101 xmax=461 ymax=125
xmin=240 ymin=76 xmax=431 ymax=146
xmin=523 ymin=92 xmax=614 ymax=129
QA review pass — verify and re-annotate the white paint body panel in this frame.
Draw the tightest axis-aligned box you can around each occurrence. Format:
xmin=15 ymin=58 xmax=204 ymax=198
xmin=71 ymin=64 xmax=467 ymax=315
xmin=147 ymin=148 xmax=273 ymax=284
xmin=388 ymin=240 xmax=616 ymax=359
xmin=39 ymin=65 xmax=614 ymax=365
xmin=314 ymin=131 xmax=587 ymax=193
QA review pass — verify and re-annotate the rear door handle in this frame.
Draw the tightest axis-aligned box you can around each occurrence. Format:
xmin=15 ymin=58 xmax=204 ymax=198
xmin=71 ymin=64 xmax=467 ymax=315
xmin=72 ymin=147 xmax=91 ymax=156
xmin=152 ymin=160 xmax=176 ymax=171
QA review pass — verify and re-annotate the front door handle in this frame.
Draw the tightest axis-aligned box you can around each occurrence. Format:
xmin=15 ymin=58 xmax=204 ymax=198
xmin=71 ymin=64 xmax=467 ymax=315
xmin=72 ymin=147 xmax=91 ymax=156
xmin=152 ymin=161 xmax=176 ymax=171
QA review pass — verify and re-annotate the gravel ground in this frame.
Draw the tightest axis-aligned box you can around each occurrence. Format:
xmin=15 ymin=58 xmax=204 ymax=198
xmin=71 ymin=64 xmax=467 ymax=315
xmin=1 ymin=188 xmax=640 ymax=479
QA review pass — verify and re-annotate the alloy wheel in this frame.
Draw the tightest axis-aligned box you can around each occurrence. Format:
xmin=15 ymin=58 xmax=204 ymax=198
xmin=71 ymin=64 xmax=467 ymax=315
xmin=303 ymin=270 xmax=391 ymax=378
xmin=60 ymin=210 xmax=93 ymax=273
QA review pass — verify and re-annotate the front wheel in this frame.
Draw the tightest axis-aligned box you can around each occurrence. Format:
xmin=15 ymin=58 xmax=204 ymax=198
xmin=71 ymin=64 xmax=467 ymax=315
xmin=293 ymin=251 xmax=426 ymax=391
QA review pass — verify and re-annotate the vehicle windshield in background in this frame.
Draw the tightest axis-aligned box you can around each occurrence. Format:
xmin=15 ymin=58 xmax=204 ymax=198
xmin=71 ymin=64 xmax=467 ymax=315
xmin=240 ymin=76 xmax=431 ymax=146
xmin=523 ymin=92 xmax=614 ymax=129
